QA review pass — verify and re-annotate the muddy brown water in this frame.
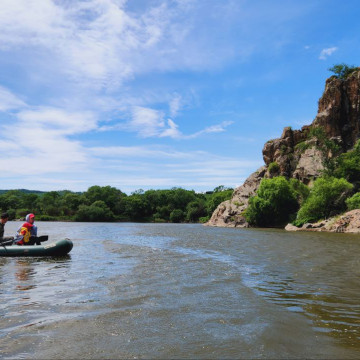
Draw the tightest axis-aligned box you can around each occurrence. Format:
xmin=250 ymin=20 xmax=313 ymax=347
xmin=1 ymin=222 xmax=360 ymax=359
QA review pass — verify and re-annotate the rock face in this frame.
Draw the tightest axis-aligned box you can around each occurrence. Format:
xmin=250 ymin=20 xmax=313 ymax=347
xmin=205 ymin=166 xmax=266 ymax=227
xmin=285 ymin=209 xmax=360 ymax=233
xmin=206 ymin=69 xmax=360 ymax=228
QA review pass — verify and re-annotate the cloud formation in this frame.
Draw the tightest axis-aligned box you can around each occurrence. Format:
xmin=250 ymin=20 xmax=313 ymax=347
xmin=319 ymin=47 xmax=338 ymax=60
xmin=0 ymin=0 xmax=337 ymax=192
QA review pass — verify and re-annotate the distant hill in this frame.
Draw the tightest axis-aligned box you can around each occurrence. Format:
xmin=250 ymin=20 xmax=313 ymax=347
xmin=0 ymin=189 xmax=82 ymax=195
xmin=0 ymin=189 xmax=46 ymax=195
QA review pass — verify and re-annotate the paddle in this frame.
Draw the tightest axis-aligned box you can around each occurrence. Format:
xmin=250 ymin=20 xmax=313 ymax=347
xmin=0 ymin=237 xmax=14 ymax=253
xmin=0 ymin=235 xmax=48 ymax=247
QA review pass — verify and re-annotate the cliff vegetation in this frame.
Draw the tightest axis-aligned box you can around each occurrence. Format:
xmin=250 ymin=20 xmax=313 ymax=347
xmin=207 ymin=64 xmax=360 ymax=232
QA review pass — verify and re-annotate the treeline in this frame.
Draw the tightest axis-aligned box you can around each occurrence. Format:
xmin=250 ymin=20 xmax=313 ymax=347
xmin=245 ymin=132 xmax=360 ymax=227
xmin=0 ymin=186 xmax=233 ymax=223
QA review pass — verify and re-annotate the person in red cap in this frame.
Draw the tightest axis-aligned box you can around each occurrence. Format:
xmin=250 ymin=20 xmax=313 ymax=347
xmin=14 ymin=213 xmax=39 ymax=245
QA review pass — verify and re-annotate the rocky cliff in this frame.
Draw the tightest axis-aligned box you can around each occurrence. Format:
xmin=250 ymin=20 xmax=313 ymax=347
xmin=206 ymin=69 xmax=360 ymax=228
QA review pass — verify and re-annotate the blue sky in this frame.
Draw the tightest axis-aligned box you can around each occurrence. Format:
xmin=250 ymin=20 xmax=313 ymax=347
xmin=0 ymin=0 xmax=359 ymax=194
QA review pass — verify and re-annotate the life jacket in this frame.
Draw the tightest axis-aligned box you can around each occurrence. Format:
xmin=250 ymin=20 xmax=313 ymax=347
xmin=19 ymin=222 xmax=33 ymax=244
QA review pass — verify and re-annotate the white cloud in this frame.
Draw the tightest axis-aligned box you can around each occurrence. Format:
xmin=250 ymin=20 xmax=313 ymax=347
xmin=0 ymin=86 xmax=26 ymax=111
xmin=0 ymin=107 xmax=95 ymax=176
xmin=127 ymin=106 xmax=165 ymax=137
xmin=169 ymin=94 xmax=182 ymax=117
xmin=17 ymin=108 xmax=98 ymax=135
xmin=319 ymin=47 xmax=338 ymax=60
xmin=159 ymin=119 xmax=183 ymax=139
xmin=185 ymin=121 xmax=234 ymax=139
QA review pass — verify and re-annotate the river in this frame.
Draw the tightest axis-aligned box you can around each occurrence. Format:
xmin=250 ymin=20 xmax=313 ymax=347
xmin=1 ymin=221 xmax=360 ymax=359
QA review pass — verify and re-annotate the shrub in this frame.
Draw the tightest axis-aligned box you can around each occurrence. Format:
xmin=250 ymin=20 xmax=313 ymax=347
xmin=333 ymin=140 xmax=360 ymax=183
xmin=289 ymin=178 xmax=310 ymax=205
xmin=37 ymin=215 xmax=57 ymax=221
xmin=346 ymin=192 xmax=360 ymax=210
xmin=268 ymin=162 xmax=280 ymax=175
xmin=169 ymin=209 xmax=184 ymax=223
xmin=75 ymin=201 xmax=115 ymax=222
xmin=245 ymin=176 xmax=299 ymax=227
xmin=294 ymin=177 xmax=353 ymax=226
xmin=329 ymin=63 xmax=358 ymax=80
xmin=199 ymin=216 xmax=210 ymax=223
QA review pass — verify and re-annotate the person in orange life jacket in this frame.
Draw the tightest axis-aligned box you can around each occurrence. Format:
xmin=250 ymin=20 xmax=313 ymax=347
xmin=14 ymin=222 xmax=33 ymax=245
xmin=14 ymin=213 xmax=39 ymax=245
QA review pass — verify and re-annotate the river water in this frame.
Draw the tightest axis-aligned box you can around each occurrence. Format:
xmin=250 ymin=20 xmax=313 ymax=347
xmin=1 ymin=222 xmax=360 ymax=359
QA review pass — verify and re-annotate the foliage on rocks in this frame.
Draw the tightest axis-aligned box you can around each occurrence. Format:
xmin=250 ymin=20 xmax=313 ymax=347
xmin=293 ymin=177 xmax=353 ymax=226
xmin=245 ymin=176 xmax=302 ymax=227
xmin=328 ymin=63 xmax=358 ymax=80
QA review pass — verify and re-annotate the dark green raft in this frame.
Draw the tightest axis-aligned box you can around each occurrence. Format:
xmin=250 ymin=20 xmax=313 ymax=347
xmin=0 ymin=238 xmax=73 ymax=257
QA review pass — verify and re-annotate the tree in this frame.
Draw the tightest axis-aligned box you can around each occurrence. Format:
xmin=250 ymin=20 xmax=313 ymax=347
xmin=61 ymin=192 xmax=83 ymax=216
xmin=206 ymin=189 xmax=233 ymax=215
xmin=346 ymin=192 xmax=360 ymax=211
xmin=333 ymin=140 xmax=360 ymax=185
xmin=84 ymin=186 xmax=126 ymax=214
xmin=245 ymin=176 xmax=299 ymax=227
xmin=38 ymin=191 xmax=61 ymax=216
xmin=328 ymin=63 xmax=358 ymax=80
xmin=21 ymin=193 xmax=40 ymax=212
xmin=123 ymin=194 xmax=150 ymax=221
xmin=294 ymin=176 xmax=353 ymax=226
xmin=169 ymin=209 xmax=184 ymax=223
xmin=75 ymin=200 xmax=115 ymax=222
xmin=186 ymin=200 xmax=207 ymax=222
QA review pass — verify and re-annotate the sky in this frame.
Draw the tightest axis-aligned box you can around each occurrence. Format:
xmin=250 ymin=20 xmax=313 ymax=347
xmin=0 ymin=0 xmax=359 ymax=194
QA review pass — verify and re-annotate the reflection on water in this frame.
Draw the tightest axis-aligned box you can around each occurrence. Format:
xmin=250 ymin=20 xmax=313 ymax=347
xmin=1 ymin=222 xmax=360 ymax=359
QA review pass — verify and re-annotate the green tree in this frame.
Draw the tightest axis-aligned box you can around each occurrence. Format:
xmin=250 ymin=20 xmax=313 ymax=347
xmin=294 ymin=176 xmax=353 ymax=226
xmin=38 ymin=191 xmax=61 ymax=216
xmin=21 ymin=193 xmax=40 ymax=212
xmin=84 ymin=186 xmax=126 ymax=215
xmin=61 ymin=191 xmax=83 ymax=216
xmin=346 ymin=192 xmax=360 ymax=211
xmin=328 ymin=63 xmax=358 ymax=80
xmin=123 ymin=194 xmax=150 ymax=221
xmin=186 ymin=199 xmax=207 ymax=222
xmin=169 ymin=209 xmax=184 ymax=223
xmin=333 ymin=140 xmax=360 ymax=185
xmin=75 ymin=200 xmax=115 ymax=222
xmin=245 ymin=176 xmax=299 ymax=227
xmin=206 ymin=188 xmax=233 ymax=215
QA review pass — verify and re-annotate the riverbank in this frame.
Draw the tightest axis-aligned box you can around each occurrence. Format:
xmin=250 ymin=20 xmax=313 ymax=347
xmin=285 ymin=209 xmax=360 ymax=233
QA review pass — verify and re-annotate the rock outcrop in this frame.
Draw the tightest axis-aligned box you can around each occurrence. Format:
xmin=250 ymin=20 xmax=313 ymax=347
xmin=285 ymin=209 xmax=360 ymax=233
xmin=206 ymin=69 xmax=360 ymax=228
xmin=206 ymin=166 xmax=266 ymax=227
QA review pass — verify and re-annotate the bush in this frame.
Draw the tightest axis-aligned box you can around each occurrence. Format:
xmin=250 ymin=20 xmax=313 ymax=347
xmin=294 ymin=177 xmax=353 ymax=226
xmin=333 ymin=140 xmax=360 ymax=183
xmin=169 ymin=209 xmax=184 ymax=223
xmin=37 ymin=215 xmax=57 ymax=221
xmin=268 ymin=162 xmax=280 ymax=175
xmin=289 ymin=178 xmax=310 ymax=205
xmin=75 ymin=201 xmax=115 ymax=222
xmin=245 ymin=176 xmax=299 ymax=227
xmin=346 ymin=192 xmax=360 ymax=210
xmin=329 ymin=63 xmax=358 ymax=80
xmin=199 ymin=216 xmax=210 ymax=223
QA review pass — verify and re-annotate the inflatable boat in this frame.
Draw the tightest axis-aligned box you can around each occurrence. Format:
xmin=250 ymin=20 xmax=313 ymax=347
xmin=0 ymin=238 xmax=73 ymax=257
